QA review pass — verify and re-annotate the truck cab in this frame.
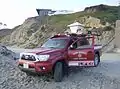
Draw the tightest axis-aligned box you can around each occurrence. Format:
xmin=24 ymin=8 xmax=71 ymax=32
xmin=18 ymin=33 xmax=102 ymax=82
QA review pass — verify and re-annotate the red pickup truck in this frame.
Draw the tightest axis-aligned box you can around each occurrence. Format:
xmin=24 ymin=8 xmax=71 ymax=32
xmin=18 ymin=33 xmax=102 ymax=82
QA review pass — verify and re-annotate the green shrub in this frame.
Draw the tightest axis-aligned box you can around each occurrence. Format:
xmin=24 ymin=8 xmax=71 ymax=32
xmin=103 ymin=26 xmax=114 ymax=31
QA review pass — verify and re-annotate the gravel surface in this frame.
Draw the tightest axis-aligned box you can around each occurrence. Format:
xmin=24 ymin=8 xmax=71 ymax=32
xmin=1 ymin=47 xmax=120 ymax=89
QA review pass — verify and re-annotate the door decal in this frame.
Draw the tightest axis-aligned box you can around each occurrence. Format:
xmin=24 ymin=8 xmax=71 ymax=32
xmin=72 ymin=51 xmax=87 ymax=60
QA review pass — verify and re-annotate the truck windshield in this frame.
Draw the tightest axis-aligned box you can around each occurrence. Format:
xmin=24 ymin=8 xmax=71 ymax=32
xmin=41 ymin=39 xmax=67 ymax=49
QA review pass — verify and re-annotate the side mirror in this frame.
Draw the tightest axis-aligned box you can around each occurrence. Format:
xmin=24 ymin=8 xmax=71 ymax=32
xmin=69 ymin=45 xmax=74 ymax=50
xmin=88 ymin=31 xmax=92 ymax=35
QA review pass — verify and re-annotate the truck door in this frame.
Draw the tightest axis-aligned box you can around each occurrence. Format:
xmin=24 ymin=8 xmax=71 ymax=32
xmin=68 ymin=38 xmax=94 ymax=66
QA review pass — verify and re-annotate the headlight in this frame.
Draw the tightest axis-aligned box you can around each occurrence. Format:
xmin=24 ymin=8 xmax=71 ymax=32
xmin=36 ymin=55 xmax=50 ymax=61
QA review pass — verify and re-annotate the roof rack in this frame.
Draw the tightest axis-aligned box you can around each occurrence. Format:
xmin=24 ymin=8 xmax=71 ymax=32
xmin=51 ymin=34 xmax=68 ymax=38
xmin=67 ymin=33 xmax=86 ymax=37
xmin=51 ymin=30 xmax=100 ymax=39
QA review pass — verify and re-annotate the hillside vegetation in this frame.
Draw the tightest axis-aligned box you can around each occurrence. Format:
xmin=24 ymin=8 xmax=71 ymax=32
xmin=0 ymin=4 xmax=118 ymax=48
xmin=49 ymin=4 xmax=119 ymax=25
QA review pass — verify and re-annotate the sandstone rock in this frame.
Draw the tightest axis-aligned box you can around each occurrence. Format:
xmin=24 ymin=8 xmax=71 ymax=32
xmin=84 ymin=4 xmax=109 ymax=13
xmin=0 ymin=14 xmax=113 ymax=50
xmin=80 ymin=16 xmax=105 ymax=28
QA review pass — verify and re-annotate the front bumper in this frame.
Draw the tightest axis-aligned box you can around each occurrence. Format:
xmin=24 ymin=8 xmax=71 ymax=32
xmin=18 ymin=66 xmax=36 ymax=74
xmin=18 ymin=60 xmax=53 ymax=74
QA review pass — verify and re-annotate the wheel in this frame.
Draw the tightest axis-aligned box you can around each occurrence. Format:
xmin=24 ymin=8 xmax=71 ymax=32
xmin=63 ymin=63 xmax=69 ymax=77
xmin=94 ymin=54 xmax=100 ymax=67
xmin=54 ymin=62 xmax=63 ymax=82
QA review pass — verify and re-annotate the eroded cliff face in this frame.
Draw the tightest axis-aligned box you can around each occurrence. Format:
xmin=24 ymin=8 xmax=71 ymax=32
xmin=1 ymin=16 xmax=62 ymax=48
xmin=0 ymin=14 xmax=113 ymax=49
xmin=80 ymin=16 xmax=106 ymax=28
xmin=84 ymin=4 xmax=110 ymax=13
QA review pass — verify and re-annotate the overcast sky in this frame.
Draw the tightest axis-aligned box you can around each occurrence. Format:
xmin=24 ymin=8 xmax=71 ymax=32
xmin=0 ymin=0 xmax=119 ymax=28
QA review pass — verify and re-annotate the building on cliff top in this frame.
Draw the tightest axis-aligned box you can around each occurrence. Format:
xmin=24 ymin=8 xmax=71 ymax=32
xmin=36 ymin=9 xmax=74 ymax=16
xmin=36 ymin=9 xmax=55 ymax=16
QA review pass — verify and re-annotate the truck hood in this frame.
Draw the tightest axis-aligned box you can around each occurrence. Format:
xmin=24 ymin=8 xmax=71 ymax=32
xmin=26 ymin=47 xmax=64 ymax=55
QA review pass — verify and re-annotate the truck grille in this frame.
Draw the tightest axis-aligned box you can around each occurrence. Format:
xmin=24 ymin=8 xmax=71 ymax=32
xmin=21 ymin=55 xmax=36 ymax=61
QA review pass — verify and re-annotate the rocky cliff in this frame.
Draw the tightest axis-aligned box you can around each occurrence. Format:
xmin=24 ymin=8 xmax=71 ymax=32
xmin=84 ymin=4 xmax=116 ymax=13
xmin=0 ymin=4 xmax=117 ymax=49
xmin=1 ymin=15 xmax=111 ymax=48
xmin=1 ymin=16 xmax=66 ymax=48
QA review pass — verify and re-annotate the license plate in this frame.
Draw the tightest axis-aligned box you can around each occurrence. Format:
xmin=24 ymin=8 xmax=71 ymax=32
xmin=23 ymin=63 xmax=29 ymax=68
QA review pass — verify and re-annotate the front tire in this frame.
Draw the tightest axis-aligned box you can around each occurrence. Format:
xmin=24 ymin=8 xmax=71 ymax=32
xmin=94 ymin=54 xmax=100 ymax=67
xmin=54 ymin=62 xmax=63 ymax=82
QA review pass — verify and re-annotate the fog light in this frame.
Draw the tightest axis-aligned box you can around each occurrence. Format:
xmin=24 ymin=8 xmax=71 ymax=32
xmin=43 ymin=67 xmax=45 ymax=70
xmin=40 ymin=67 xmax=46 ymax=70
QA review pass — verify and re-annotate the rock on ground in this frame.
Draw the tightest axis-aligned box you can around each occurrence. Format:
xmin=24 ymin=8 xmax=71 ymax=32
xmin=0 ymin=46 xmax=120 ymax=89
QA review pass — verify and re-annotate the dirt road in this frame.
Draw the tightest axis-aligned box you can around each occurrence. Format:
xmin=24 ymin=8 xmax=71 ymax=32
xmin=1 ymin=47 xmax=120 ymax=89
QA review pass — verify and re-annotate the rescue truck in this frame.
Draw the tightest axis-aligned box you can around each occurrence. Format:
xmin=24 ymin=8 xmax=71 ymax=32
xmin=18 ymin=32 xmax=102 ymax=82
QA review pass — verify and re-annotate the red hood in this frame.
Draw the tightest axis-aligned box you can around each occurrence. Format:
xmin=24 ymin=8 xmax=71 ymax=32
xmin=27 ymin=47 xmax=64 ymax=55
